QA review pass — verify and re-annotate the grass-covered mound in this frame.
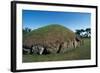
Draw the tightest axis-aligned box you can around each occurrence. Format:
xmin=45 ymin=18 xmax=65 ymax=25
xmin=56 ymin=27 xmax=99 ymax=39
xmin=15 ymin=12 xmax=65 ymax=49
xmin=23 ymin=24 xmax=75 ymax=46
xmin=23 ymin=24 xmax=79 ymax=54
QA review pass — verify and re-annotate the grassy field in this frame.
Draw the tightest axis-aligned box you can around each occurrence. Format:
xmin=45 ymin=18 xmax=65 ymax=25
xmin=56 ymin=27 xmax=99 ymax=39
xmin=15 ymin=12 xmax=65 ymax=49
xmin=23 ymin=38 xmax=91 ymax=63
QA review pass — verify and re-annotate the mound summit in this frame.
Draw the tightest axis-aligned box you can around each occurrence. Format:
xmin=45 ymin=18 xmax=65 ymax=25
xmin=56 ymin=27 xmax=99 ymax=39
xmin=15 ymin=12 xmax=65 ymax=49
xmin=23 ymin=24 xmax=81 ymax=54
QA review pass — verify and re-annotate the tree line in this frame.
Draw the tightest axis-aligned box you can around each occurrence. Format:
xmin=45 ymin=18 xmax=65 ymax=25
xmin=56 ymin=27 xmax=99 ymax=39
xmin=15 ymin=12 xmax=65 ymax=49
xmin=75 ymin=28 xmax=91 ymax=38
xmin=23 ymin=27 xmax=32 ymax=35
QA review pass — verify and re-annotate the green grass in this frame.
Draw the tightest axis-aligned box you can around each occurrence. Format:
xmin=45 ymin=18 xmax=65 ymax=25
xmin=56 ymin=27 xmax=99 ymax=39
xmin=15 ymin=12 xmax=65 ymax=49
xmin=23 ymin=38 xmax=91 ymax=63
xmin=24 ymin=24 xmax=75 ymax=38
